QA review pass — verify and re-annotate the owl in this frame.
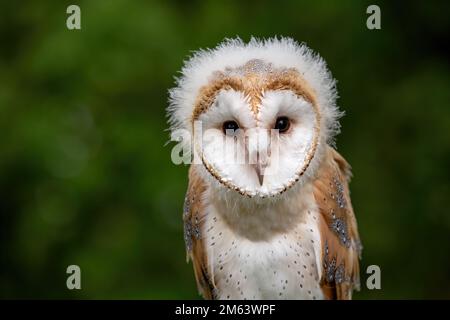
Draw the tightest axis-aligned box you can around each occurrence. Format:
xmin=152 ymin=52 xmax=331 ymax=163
xmin=168 ymin=37 xmax=362 ymax=300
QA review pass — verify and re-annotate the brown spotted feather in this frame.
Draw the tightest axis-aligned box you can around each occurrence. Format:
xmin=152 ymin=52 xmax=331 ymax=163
xmin=313 ymin=147 xmax=362 ymax=300
xmin=183 ymin=166 xmax=215 ymax=299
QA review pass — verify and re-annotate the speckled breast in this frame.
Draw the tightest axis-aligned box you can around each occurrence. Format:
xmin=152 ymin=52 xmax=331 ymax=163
xmin=204 ymin=204 xmax=324 ymax=300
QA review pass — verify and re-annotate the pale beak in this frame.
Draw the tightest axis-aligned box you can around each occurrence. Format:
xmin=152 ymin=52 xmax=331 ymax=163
xmin=246 ymin=129 xmax=270 ymax=187
xmin=253 ymin=162 xmax=266 ymax=186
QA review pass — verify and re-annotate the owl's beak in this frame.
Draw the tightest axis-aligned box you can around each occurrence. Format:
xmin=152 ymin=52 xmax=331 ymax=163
xmin=246 ymin=129 xmax=270 ymax=186
xmin=253 ymin=162 xmax=266 ymax=186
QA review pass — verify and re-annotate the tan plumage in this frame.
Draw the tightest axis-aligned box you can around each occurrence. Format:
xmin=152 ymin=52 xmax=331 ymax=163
xmin=183 ymin=167 xmax=213 ymax=299
xmin=313 ymin=147 xmax=361 ymax=299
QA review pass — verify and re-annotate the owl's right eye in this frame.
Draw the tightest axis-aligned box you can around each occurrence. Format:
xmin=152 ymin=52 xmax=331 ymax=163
xmin=222 ymin=120 xmax=240 ymax=135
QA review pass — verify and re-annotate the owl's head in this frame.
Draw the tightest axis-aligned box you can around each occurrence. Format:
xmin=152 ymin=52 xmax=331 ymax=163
xmin=168 ymin=37 xmax=342 ymax=198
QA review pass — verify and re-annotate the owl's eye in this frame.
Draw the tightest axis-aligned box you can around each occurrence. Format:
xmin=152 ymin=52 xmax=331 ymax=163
xmin=223 ymin=120 xmax=240 ymax=134
xmin=274 ymin=116 xmax=290 ymax=133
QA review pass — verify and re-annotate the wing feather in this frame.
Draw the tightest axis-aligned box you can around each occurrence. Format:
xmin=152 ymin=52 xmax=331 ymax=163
xmin=313 ymin=147 xmax=362 ymax=300
xmin=183 ymin=165 xmax=215 ymax=299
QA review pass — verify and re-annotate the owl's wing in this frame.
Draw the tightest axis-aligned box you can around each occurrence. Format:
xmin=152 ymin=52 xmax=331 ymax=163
xmin=313 ymin=147 xmax=362 ymax=300
xmin=182 ymin=165 xmax=215 ymax=299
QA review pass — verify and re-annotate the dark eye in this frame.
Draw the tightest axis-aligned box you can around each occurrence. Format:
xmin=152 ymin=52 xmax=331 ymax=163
xmin=274 ymin=116 xmax=290 ymax=133
xmin=223 ymin=120 xmax=240 ymax=134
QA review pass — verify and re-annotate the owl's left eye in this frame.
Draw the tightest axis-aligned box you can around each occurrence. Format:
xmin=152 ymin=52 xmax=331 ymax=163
xmin=223 ymin=120 xmax=240 ymax=135
xmin=274 ymin=116 xmax=290 ymax=133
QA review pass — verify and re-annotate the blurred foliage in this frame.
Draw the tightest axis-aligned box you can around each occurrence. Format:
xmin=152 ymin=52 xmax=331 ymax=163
xmin=0 ymin=0 xmax=449 ymax=299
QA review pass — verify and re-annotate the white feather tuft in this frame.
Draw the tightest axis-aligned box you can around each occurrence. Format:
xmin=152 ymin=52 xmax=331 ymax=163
xmin=168 ymin=36 xmax=343 ymax=145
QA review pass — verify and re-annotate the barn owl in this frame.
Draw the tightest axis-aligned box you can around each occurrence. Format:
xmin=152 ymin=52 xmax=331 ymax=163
xmin=168 ymin=37 xmax=362 ymax=300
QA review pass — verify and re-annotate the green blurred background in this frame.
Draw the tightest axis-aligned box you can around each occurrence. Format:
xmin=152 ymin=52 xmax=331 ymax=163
xmin=0 ymin=0 xmax=449 ymax=299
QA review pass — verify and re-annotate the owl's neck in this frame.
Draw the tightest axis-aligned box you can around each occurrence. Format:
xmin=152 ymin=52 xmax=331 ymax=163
xmin=210 ymin=181 xmax=317 ymax=241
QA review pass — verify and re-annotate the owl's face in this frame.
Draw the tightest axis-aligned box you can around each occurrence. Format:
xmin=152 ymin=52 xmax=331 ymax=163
xmin=169 ymin=38 xmax=341 ymax=198
xmin=191 ymin=60 xmax=322 ymax=198
xmin=197 ymin=85 xmax=319 ymax=197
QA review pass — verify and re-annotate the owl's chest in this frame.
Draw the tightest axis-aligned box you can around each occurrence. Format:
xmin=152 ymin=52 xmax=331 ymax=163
xmin=203 ymin=204 xmax=324 ymax=300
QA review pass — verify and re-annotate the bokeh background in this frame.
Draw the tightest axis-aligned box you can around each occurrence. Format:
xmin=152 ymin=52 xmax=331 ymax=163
xmin=0 ymin=0 xmax=449 ymax=299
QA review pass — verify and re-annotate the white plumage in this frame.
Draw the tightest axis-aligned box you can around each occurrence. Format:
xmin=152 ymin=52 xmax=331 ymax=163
xmin=169 ymin=37 xmax=341 ymax=138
